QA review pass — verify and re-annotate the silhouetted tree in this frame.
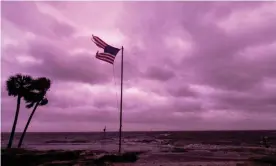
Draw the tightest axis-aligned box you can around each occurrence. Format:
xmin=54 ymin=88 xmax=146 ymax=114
xmin=18 ymin=77 xmax=51 ymax=148
xmin=6 ymin=74 xmax=33 ymax=148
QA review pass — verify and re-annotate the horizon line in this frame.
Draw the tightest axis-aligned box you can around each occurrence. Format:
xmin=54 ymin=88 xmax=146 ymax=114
xmin=2 ymin=129 xmax=276 ymax=133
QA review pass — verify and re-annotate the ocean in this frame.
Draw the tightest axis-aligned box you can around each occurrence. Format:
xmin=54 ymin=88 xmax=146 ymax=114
xmin=1 ymin=130 xmax=276 ymax=153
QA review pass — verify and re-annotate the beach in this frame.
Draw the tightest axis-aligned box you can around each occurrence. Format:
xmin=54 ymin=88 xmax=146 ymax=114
xmin=2 ymin=148 xmax=276 ymax=166
xmin=1 ymin=131 xmax=276 ymax=165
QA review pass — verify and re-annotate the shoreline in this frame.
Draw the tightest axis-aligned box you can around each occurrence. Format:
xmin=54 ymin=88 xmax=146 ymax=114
xmin=2 ymin=148 xmax=276 ymax=166
xmin=1 ymin=148 xmax=142 ymax=166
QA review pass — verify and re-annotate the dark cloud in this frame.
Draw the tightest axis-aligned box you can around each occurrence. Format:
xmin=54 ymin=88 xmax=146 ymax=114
xmin=2 ymin=2 xmax=276 ymax=131
xmin=27 ymin=40 xmax=112 ymax=84
xmin=210 ymin=86 xmax=276 ymax=113
xmin=166 ymin=85 xmax=197 ymax=97
xmin=144 ymin=66 xmax=175 ymax=81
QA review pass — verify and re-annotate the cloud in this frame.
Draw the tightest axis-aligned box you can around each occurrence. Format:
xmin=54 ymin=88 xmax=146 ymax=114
xmin=144 ymin=66 xmax=176 ymax=81
xmin=217 ymin=2 xmax=276 ymax=35
xmin=1 ymin=2 xmax=76 ymax=39
xmin=1 ymin=2 xmax=276 ymax=132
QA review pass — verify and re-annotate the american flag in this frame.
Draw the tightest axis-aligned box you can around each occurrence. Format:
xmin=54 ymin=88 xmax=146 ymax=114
xmin=91 ymin=35 xmax=120 ymax=64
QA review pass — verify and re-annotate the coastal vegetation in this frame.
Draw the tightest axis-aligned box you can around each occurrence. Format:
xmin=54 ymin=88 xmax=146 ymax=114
xmin=6 ymin=74 xmax=51 ymax=148
xmin=6 ymin=74 xmax=33 ymax=148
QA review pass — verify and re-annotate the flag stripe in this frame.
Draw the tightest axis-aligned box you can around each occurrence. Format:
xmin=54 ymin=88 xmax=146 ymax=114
xmin=96 ymin=55 xmax=114 ymax=64
xmin=96 ymin=57 xmax=113 ymax=64
xmin=94 ymin=36 xmax=108 ymax=47
xmin=92 ymin=35 xmax=108 ymax=48
xmin=96 ymin=53 xmax=115 ymax=63
xmin=92 ymin=40 xmax=105 ymax=49
xmin=98 ymin=52 xmax=116 ymax=60
xmin=91 ymin=37 xmax=106 ymax=49
xmin=96 ymin=54 xmax=114 ymax=62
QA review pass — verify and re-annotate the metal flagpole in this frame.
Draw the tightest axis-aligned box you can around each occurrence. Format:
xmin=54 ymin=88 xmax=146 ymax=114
xmin=119 ymin=46 xmax=124 ymax=153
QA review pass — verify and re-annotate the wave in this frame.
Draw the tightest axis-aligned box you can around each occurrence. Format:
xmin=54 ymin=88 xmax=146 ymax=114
xmin=45 ymin=139 xmax=90 ymax=144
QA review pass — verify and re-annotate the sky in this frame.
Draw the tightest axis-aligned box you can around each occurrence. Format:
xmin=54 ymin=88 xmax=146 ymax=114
xmin=1 ymin=1 xmax=276 ymax=132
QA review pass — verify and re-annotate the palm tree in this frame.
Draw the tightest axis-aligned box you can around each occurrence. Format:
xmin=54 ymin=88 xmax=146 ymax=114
xmin=17 ymin=77 xmax=51 ymax=148
xmin=6 ymin=74 xmax=33 ymax=148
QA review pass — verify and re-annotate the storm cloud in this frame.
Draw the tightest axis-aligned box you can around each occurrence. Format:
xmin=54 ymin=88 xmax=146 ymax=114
xmin=1 ymin=2 xmax=276 ymax=132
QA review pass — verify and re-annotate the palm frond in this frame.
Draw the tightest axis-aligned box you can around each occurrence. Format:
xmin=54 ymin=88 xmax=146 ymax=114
xmin=6 ymin=74 xmax=34 ymax=97
xmin=24 ymin=91 xmax=38 ymax=103
xmin=26 ymin=102 xmax=35 ymax=109
xmin=23 ymin=77 xmax=51 ymax=108
xmin=34 ymin=77 xmax=51 ymax=91
xmin=39 ymin=98 xmax=48 ymax=106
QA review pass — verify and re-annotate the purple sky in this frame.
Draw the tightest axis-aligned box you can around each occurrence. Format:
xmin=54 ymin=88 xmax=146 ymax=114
xmin=1 ymin=2 xmax=276 ymax=132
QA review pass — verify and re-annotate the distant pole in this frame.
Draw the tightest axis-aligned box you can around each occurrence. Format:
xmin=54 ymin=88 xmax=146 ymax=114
xmin=102 ymin=126 xmax=106 ymax=150
xmin=119 ymin=46 xmax=124 ymax=153
xmin=103 ymin=126 xmax=106 ymax=139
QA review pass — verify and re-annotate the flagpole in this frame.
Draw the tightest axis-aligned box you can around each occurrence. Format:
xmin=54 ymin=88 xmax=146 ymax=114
xmin=119 ymin=46 xmax=124 ymax=153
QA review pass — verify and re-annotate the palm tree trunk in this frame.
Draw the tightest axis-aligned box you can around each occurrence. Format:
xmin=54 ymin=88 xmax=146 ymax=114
xmin=18 ymin=102 xmax=39 ymax=148
xmin=7 ymin=96 xmax=21 ymax=148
